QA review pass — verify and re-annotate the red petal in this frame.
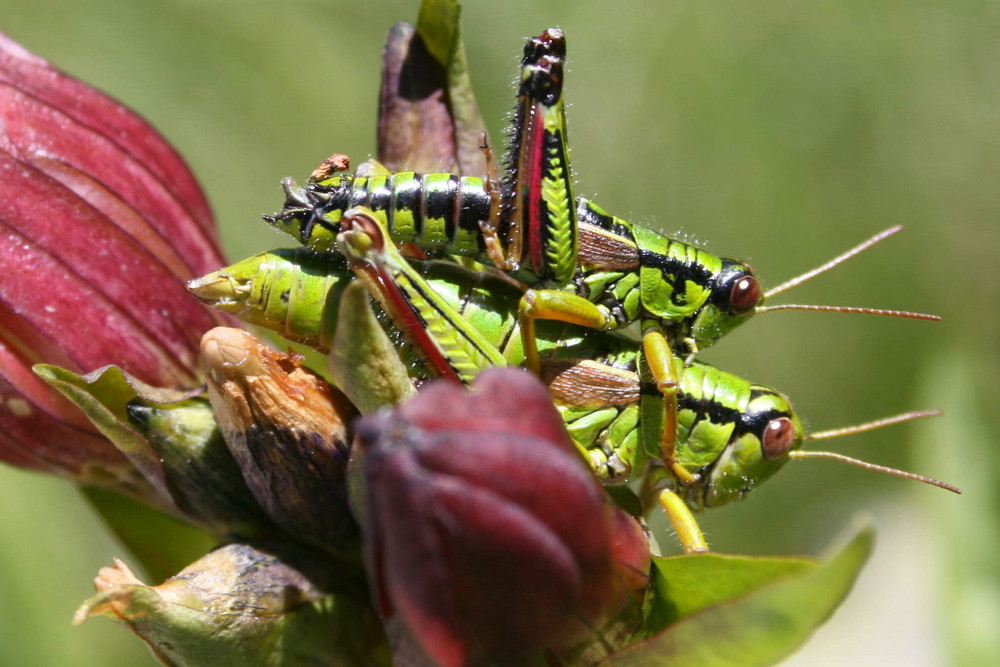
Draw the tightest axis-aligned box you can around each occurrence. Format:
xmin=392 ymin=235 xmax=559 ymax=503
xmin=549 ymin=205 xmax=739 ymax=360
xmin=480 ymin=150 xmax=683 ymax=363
xmin=0 ymin=155 xmax=219 ymax=385
xmin=0 ymin=32 xmax=229 ymax=476
xmin=0 ymin=32 xmax=219 ymax=269
xmin=372 ymin=447 xmax=582 ymax=666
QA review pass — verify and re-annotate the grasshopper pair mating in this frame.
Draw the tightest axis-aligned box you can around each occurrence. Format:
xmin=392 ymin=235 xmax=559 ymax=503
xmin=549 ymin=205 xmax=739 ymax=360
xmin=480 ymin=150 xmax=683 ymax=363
xmin=192 ymin=29 xmax=958 ymax=552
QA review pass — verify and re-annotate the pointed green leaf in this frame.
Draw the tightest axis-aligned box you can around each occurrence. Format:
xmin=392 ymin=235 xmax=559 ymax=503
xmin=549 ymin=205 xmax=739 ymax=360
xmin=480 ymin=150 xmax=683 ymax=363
xmin=417 ymin=0 xmax=494 ymax=179
xmin=377 ymin=0 xmax=492 ymax=177
xmin=644 ymin=553 xmax=816 ymax=634
xmin=35 ymin=363 xmax=275 ymax=539
xmin=414 ymin=0 xmax=460 ymax=67
xmin=34 ymin=363 xmax=176 ymax=504
xmin=328 ymin=280 xmax=415 ymax=414
xmin=603 ymin=524 xmax=873 ymax=666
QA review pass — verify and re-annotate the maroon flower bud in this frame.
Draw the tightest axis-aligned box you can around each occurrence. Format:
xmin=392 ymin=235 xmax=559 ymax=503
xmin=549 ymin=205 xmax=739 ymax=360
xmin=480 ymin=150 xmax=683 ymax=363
xmin=352 ymin=368 xmax=650 ymax=666
xmin=0 ymin=32 xmax=227 ymax=484
xmin=378 ymin=4 xmax=495 ymax=178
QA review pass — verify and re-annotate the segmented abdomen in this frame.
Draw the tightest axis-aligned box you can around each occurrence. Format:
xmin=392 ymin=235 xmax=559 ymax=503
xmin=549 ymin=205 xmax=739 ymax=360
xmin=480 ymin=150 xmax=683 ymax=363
xmin=306 ymin=173 xmax=494 ymax=257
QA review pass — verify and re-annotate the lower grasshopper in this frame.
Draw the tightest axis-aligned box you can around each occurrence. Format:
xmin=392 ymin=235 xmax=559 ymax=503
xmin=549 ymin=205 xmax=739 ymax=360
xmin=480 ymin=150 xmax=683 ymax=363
xmin=189 ymin=208 xmax=959 ymax=553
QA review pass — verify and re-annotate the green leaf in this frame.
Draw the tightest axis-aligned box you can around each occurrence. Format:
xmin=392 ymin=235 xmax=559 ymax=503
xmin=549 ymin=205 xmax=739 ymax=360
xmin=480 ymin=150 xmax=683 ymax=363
xmin=328 ymin=280 xmax=416 ymax=414
xmin=603 ymin=523 xmax=873 ymax=667
xmin=35 ymin=363 xmax=275 ymax=540
xmin=34 ymin=363 xmax=179 ymax=504
xmin=644 ymin=554 xmax=816 ymax=634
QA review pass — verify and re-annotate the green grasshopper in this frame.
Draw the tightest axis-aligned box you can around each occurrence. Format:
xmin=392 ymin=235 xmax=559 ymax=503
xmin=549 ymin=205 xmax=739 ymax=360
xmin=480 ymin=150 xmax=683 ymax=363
xmin=265 ymin=28 xmax=939 ymax=489
xmin=189 ymin=208 xmax=959 ymax=553
xmin=266 ymin=27 xmax=935 ymax=351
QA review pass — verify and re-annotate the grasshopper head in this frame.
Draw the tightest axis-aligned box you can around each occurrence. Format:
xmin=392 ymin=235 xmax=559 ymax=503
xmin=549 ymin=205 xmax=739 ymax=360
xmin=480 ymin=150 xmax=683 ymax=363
xmin=701 ymin=386 xmax=803 ymax=508
xmin=684 ymin=259 xmax=763 ymax=351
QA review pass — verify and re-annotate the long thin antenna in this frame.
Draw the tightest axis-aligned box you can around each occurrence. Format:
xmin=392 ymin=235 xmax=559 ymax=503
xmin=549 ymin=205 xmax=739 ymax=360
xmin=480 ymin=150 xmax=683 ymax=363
xmin=790 ymin=409 xmax=961 ymax=494
xmin=788 ymin=450 xmax=961 ymax=494
xmin=807 ymin=410 xmax=941 ymax=441
xmin=764 ymin=225 xmax=903 ymax=300
xmin=756 ymin=304 xmax=940 ymax=321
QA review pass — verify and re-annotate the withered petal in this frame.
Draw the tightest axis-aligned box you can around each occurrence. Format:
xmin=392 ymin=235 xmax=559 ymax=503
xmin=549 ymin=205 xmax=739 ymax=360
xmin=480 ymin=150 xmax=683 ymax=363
xmin=75 ymin=543 xmax=385 ymax=665
xmin=203 ymin=328 xmax=359 ymax=552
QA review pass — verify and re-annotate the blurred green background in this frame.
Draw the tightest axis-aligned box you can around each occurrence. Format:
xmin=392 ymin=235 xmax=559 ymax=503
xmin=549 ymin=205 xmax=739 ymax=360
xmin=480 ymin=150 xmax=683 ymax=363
xmin=1 ymin=0 xmax=996 ymax=664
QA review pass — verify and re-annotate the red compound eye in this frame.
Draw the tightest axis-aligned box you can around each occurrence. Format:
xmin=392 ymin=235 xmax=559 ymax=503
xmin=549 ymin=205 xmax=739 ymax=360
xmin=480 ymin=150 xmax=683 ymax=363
xmin=762 ymin=417 xmax=797 ymax=460
xmin=729 ymin=275 xmax=762 ymax=314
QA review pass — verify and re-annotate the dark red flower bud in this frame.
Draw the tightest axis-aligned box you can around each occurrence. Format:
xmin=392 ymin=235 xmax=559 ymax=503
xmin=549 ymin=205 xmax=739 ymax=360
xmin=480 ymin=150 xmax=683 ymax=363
xmin=353 ymin=368 xmax=650 ymax=667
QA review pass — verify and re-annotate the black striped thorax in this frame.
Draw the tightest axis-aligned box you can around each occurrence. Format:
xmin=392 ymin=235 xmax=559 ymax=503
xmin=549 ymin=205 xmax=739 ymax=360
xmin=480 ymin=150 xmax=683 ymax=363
xmin=574 ymin=199 xmax=725 ymax=327
xmin=675 ymin=372 xmax=793 ymax=444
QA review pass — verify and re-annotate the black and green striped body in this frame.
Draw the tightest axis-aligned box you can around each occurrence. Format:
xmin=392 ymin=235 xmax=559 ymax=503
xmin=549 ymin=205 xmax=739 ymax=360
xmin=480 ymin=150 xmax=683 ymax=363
xmin=269 ymin=176 xmax=761 ymax=354
xmin=271 ymin=171 xmax=495 ymax=259
xmin=574 ymin=198 xmax=760 ymax=352
xmin=265 ymin=25 xmax=764 ymax=356
xmin=332 ymin=215 xmax=800 ymax=498
xmin=547 ymin=356 xmax=800 ymax=504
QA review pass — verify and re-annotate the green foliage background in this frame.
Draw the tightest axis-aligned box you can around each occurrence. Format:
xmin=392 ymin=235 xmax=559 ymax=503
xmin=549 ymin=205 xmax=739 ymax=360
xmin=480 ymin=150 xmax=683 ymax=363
xmin=1 ymin=0 xmax=996 ymax=664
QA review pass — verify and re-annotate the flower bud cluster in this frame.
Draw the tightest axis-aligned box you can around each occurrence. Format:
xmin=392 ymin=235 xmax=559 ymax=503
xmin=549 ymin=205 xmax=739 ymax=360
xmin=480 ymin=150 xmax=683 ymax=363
xmin=0 ymin=17 xmax=650 ymax=666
